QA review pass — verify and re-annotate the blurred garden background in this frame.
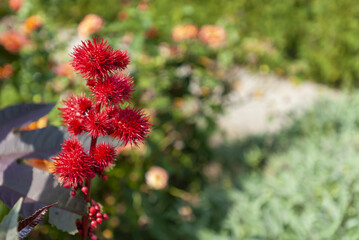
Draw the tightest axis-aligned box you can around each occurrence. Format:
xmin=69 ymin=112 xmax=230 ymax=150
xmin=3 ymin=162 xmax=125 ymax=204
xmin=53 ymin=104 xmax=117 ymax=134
xmin=1 ymin=0 xmax=359 ymax=239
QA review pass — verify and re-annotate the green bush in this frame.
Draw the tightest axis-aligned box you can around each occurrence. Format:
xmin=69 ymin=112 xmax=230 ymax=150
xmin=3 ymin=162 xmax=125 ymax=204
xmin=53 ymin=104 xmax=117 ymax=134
xmin=234 ymin=0 xmax=359 ymax=88
xmin=197 ymin=93 xmax=359 ymax=239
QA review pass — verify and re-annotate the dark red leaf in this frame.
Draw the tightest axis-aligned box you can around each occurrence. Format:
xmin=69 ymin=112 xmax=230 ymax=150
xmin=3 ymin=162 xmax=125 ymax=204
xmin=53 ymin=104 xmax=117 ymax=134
xmin=17 ymin=202 xmax=57 ymax=239
xmin=0 ymin=103 xmax=55 ymax=141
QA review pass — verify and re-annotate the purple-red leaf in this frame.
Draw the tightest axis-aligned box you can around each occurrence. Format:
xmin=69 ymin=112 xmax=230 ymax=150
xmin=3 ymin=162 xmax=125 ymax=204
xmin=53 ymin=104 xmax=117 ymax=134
xmin=18 ymin=202 xmax=57 ymax=239
xmin=0 ymin=161 xmax=87 ymax=233
xmin=0 ymin=103 xmax=55 ymax=141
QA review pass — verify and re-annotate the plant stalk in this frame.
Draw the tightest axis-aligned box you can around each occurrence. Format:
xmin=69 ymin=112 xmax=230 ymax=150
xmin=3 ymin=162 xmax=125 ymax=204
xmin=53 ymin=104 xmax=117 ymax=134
xmin=82 ymin=136 xmax=97 ymax=240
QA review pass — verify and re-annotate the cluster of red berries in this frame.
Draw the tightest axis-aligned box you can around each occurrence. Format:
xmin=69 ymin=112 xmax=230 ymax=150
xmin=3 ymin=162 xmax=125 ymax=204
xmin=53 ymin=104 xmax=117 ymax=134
xmin=76 ymin=201 xmax=108 ymax=240
xmin=52 ymin=37 xmax=151 ymax=192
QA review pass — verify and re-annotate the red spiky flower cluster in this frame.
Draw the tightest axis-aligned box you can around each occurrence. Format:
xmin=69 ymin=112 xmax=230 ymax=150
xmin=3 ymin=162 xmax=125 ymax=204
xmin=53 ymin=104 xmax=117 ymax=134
xmin=51 ymin=37 xmax=151 ymax=240
xmin=53 ymin=138 xmax=94 ymax=191
xmin=70 ymin=37 xmax=129 ymax=79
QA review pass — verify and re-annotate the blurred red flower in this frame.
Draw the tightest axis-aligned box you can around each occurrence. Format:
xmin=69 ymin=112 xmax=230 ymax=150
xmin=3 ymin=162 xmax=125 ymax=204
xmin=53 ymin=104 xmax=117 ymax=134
xmin=8 ymin=0 xmax=22 ymax=11
xmin=0 ymin=64 xmax=14 ymax=80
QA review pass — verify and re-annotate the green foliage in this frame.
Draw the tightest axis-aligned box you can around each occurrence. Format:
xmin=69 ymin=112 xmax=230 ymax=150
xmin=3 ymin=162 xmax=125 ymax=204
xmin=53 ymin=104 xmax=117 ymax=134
xmin=196 ymin=94 xmax=359 ymax=239
xmin=0 ymin=198 xmax=22 ymax=240
xmin=234 ymin=0 xmax=359 ymax=87
xmin=2 ymin=0 xmax=359 ymax=239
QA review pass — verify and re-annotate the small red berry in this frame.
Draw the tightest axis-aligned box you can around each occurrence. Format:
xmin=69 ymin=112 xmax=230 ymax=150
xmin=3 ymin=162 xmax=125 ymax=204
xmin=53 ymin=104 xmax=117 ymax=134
xmin=90 ymin=220 xmax=97 ymax=228
xmin=103 ymin=213 xmax=108 ymax=220
xmin=96 ymin=218 xmax=102 ymax=224
xmin=90 ymin=206 xmax=96 ymax=214
xmin=95 ymin=205 xmax=100 ymax=211
xmin=81 ymin=186 xmax=88 ymax=195
xmin=96 ymin=212 xmax=102 ymax=218
xmin=71 ymin=191 xmax=76 ymax=196
xmin=102 ymin=175 xmax=108 ymax=180
xmin=91 ymin=235 xmax=98 ymax=240
xmin=89 ymin=212 xmax=93 ymax=218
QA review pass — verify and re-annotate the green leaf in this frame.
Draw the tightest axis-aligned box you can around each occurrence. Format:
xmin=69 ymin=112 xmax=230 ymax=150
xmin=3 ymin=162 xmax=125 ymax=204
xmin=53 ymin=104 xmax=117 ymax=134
xmin=0 ymin=197 xmax=23 ymax=240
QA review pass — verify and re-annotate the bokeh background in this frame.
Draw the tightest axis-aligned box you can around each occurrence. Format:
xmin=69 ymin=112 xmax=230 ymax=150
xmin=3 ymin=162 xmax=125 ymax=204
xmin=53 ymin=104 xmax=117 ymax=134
xmin=1 ymin=0 xmax=359 ymax=239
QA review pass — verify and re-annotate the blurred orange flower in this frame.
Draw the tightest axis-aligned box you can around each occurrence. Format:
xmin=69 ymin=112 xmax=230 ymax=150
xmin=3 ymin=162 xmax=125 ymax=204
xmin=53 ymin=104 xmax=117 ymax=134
xmin=198 ymin=25 xmax=226 ymax=48
xmin=20 ymin=115 xmax=48 ymax=131
xmin=0 ymin=64 xmax=14 ymax=80
xmin=145 ymin=166 xmax=169 ymax=190
xmin=118 ymin=11 xmax=129 ymax=21
xmin=0 ymin=30 xmax=28 ymax=53
xmin=137 ymin=1 xmax=149 ymax=11
xmin=145 ymin=27 xmax=158 ymax=39
xmin=172 ymin=24 xmax=198 ymax=42
xmin=53 ymin=62 xmax=74 ymax=79
xmin=8 ymin=0 xmax=23 ymax=11
xmin=21 ymin=15 xmax=43 ymax=35
xmin=20 ymin=116 xmax=54 ymax=173
xmin=24 ymin=158 xmax=54 ymax=173
xmin=77 ymin=14 xmax=104 ymax=37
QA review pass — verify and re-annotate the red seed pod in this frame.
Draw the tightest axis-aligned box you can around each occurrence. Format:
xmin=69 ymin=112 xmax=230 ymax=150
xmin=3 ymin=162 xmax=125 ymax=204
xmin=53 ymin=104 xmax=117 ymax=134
xmin=90 ymin=73 xmax=134 ymax=106
xmin=93 ymin=143 xmax=116 ymax=174
xmin=52 ymin=138 xmax=95 ymax=190
xmin=59 ymin=95 xmax=93 ymax=135
xmin=112 ymin=107 xmax=151 ymax=146
xmin=71 ymin=37 xmax=129 ymax=80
